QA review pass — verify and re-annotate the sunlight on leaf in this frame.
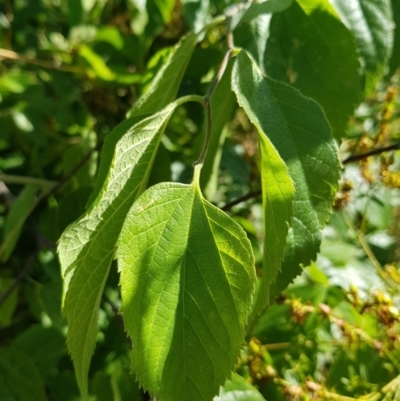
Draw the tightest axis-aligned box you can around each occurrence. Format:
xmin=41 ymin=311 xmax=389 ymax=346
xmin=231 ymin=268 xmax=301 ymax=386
xmin=117 ymin=165 xmax=256 ymax=401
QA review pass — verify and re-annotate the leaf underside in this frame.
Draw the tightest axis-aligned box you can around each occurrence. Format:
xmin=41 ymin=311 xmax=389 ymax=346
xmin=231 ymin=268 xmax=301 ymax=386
xmin=117 ymin=168 xmax=256 ymax=401
xmin=58 ymin=103 xmax=177 ymax=399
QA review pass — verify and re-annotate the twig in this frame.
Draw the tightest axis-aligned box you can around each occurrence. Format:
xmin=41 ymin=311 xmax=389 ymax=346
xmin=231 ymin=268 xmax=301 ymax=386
xmin=0 ymin=48 xmax=87 ymax=74
xmin=221 ymin=142 xmax=400 ymax=211
xmin=342 ymin=142 xmax=400 ymax=164
xmin=0 ymin=254 xmax=36 ymax=306
xmin=221 ymin=190 xmax=261 ymax=211
xmin=39 ymin=141 xmax=103 ymax=202
xmin=0 ymin=174 xmax=56 ymax=187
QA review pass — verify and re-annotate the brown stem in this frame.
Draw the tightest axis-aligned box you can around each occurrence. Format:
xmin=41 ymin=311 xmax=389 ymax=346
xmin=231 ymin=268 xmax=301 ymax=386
xmin=0 ymin=48 xmax=87 ymax=74
xmin=342 ymin=142 xmax=400 ymax=164
xmin=221 ymin=142 xmax=400 ymax=211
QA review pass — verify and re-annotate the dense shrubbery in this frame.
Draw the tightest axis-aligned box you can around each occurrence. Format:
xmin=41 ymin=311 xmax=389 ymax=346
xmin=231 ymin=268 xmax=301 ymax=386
xmin=1 ymin=0 xmax=400 ymax=400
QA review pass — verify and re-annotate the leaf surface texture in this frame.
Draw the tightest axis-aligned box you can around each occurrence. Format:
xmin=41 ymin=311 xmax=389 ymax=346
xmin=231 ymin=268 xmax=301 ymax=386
xmin=117 ymin=167 xmax=256 ymax=401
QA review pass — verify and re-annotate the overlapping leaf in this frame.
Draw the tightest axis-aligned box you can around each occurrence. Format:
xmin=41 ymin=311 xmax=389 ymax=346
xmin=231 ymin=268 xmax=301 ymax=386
xmin=117 ymin=165 xmax=256 ymax=401
xmin=127 ymin=32 xmax=198 ymax=118
xmin=232 ymin=51 xmax=340 ymax=312
xmin=265 ymin=0 xmax=361 ymax=138
xmin=329 ymin=0 xmax=394 ymax=90
xmin=232 ymin=51 xmax=295 ymax=321
xmin=58 ymin=103 xmax=178 ymax=399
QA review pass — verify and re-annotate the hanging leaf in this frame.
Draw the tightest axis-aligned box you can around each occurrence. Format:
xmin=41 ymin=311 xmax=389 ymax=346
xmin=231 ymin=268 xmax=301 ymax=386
xmin=265 ymin=0 xmax=361 ymax=138
xmin=117 ymin=165 xmax=256 ymax=401
xmin=232 ymin=50 xmax=340 ymax=312
xmin=232 ymin=51 xmax=295 ymax=321
xmin=58 ymin=102 xmax=178 ymax=400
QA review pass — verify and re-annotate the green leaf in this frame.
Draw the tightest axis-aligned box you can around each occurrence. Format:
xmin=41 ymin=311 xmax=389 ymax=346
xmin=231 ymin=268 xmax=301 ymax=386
xmin=232 ymin=51 xmax=295 ymax=322
xmin=234 ymin=14 xmax=273 ymax=74
xmin=389 ymin=0 xmax=400 ymax=77
xmin=86 ymin=114 xmax=146 ymax=206
xmin=214 ymin=374 xmax=266 ymax=401
xmin=265 ymin=0 xmax=361 ymax=138
xmin=0 ymin=277 xmax=18 ymax=326
xmin=0 ymin=347 xmax=48 ymax=401
xmin=232 ymin=50 xmax=340 ymax=308
xmin=12 ymin=324 xmax=66 ymax=379
xmin=127 ymin=32 xmax=198 ymax=118
xmin=329 ymin=0 xmax=394 ymax=91
xmin=181 ymin=0 xmax=212 ymax=33
xmin=58 ymin=102 xmax=178 ymax=400
xmin=0 ymin=184 xmax=40 ymax=262
xmin=153 ymin=0 xmax=175 ymax=23
xmin=117 ymin=165 xmax=256 ymax=401
xmin=79 ymin=45 xmax=115 ymax=81
xmin=230 ymin=0 xmax=293 ymax=29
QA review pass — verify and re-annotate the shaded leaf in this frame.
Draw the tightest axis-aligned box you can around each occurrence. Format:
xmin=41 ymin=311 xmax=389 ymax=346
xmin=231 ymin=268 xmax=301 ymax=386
xmin=265 ymin=0 xmax=361 ymax=138
xmin=195 ymin=61 xmax=236 ymax=199
xmin=329 ymin=0 xmax=394 ymax=91
xmin=58 ymin=102 xmax=179 ymax=399
xmin=232 ymin=50 xmax=340 ymax=308
xmin=0 ymin=184 xmax=39 ymax=262
xmin=12 ymin=324 xmax=66 ymax=379
xmin=117 ymin=165 xmax=256 ymax=401
xmin=388 ymin=0 xmax=400 ymax=77
xmin=0 ymin=277 xmax=18 ymax=326
xmin=0 ymin=347 xmax=47 ymax=401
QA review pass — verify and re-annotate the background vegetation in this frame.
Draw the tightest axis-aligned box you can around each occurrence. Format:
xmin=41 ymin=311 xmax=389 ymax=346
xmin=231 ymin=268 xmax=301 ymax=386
xmin=1 ymin=0 xmax=400 ymax=400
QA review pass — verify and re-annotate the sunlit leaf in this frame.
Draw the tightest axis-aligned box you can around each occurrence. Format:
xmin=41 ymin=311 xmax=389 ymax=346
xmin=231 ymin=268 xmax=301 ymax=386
xmin=58 ymin=102 xmax=178 ymax=399
xmin=232 ymin=51 xmax=294 ymax=321
xmin=214 ymin=374 xmax=266 ymax=401
xmin=117 ymin=165 xmax=256 ymax=401
xmin=127 ymin=32 xmax=198 ymax=117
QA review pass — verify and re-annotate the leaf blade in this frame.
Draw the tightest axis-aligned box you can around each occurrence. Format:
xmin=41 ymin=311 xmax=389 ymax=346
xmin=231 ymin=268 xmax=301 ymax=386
xmin=328 ymin=0 xmax=394 ymax=90
xmin=232 ymin=51 xmax=340 ymax=309
xmin=58 ymin=103 xmax=177 ymax=399
xmin=117 ymin=166 xmax=256 ymax=401
xmin=265 ymin=0 xmax=361 ymax=138
xmin=127 ymin=32 xmax=198 ymax=118
xmin=232 ymin=51 xmax=295 ymax=321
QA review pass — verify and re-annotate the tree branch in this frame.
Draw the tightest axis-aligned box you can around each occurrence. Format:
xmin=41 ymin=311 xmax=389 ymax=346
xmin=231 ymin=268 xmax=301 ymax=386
xmin=0 ymin=48 xmax=87 ymax=74
xmin=342 ymin=142 xmax=400 ymax=164
xmin=221 ymin=142 xmax=400 ymax=211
